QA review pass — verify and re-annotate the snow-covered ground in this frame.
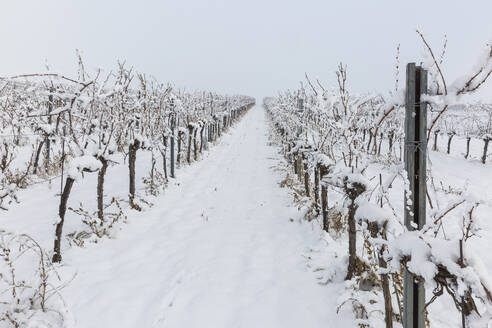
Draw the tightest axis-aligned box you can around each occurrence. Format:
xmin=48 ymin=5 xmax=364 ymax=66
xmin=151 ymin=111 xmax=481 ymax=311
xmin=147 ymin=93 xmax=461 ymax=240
xmin=1 ymin=106 xmax=355 ymax=327
xmin=2 ymin=105 xmax=492 ymax=327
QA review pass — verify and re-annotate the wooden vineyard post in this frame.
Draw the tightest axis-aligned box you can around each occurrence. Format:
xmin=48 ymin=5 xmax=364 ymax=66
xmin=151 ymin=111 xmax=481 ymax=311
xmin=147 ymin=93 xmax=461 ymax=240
xmin=482 ymin=137 xmax=490 ymax=164
xmin=319 ymin=163 xmax=330 ymax=232
xmin=296 ymin=97 xmax=304 ymax=182
xmin=170 ymin=112 xmax=176 ymax=178
xmin=45 ymin=88 xmax=54 ymax=171
xmin=403 ymin=63 xmax=427 ymax=328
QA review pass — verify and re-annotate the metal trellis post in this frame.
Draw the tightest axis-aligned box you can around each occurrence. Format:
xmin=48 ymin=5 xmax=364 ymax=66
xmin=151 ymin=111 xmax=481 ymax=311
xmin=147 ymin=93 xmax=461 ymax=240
xmin=403 ymin=63 xmax=428 ymax=328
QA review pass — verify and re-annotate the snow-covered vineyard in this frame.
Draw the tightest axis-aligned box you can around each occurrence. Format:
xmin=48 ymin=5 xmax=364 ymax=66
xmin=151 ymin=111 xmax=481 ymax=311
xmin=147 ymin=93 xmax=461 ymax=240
xmin=1 ymin=33 xmax=492 ymax=328
xmin=263 ymin=40 xmax=492 ymax=328
xmin=0 ymin=61 xmax=255 ymax=326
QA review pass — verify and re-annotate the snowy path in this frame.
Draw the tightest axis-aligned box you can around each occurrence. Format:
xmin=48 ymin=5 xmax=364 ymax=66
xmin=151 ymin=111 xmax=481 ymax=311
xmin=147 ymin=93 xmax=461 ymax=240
xmin=63 ymin=106 xmax=350 ymax=328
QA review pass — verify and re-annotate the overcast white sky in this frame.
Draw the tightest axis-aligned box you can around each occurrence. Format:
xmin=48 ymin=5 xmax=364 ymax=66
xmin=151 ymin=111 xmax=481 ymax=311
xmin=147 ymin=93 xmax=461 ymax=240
xmin=1 ymin=0 xmax=491 ymax=100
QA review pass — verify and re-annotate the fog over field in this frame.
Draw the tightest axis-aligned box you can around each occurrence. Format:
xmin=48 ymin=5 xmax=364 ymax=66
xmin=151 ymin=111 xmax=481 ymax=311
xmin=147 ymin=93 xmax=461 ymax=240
xmin=1 ymin=0 xmax=491 ymax=99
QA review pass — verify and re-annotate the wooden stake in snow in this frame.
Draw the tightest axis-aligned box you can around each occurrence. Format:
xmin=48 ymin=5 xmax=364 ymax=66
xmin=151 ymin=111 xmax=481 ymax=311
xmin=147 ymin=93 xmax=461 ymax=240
xmin=482 ymin=136 xmax=490 ymax=164
xmin=128 ymin=139 xmax=141 ymax=209
xmin=45 ymin=88 xmax=54 ymax=172
xmin=170 ymin=113 xmax=176 ymax=178
xmin=53 ymin=177 xmax=75 ymax=263
xmin=403 ymin=63 xmax=427 ymax=328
